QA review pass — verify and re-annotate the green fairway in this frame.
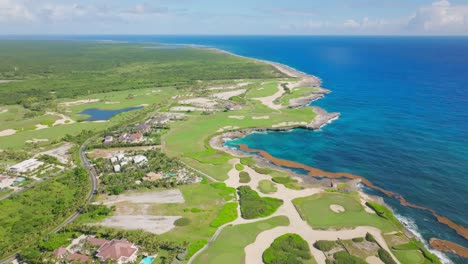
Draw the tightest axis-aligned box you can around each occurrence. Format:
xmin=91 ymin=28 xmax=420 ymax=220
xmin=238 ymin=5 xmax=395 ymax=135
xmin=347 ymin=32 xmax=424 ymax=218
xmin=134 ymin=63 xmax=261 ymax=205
xmin=192 ymin=216 xmax=290 ymax=264
xmin=392 ymin=250 xmax=425 ymax=264
xmin=293 ymin=193 xmax=397 ymax=232
xmin=276 ymin=86 xmax=319 ymax=106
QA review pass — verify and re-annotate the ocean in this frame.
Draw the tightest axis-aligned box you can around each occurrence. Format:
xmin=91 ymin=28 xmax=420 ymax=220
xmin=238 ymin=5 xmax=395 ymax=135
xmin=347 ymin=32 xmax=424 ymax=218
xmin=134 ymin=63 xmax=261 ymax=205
xmin=6 ymin=35 xmax=468 ymax=263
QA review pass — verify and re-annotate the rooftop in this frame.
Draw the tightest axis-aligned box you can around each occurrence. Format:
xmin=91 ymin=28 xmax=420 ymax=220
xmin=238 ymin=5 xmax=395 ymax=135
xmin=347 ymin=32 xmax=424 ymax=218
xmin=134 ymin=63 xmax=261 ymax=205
xmin=97 ymin=239 xmax=138 ymax=261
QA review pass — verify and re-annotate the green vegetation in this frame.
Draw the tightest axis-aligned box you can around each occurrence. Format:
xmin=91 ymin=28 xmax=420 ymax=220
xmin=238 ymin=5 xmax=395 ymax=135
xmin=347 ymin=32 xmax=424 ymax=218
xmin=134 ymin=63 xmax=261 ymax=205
xmin=275 ymin=86 xmax=319 ymax=106
xmin=253 ymin=166 xmax=273 ymax=174
xmin=272 ymin=176 xmax=302 ymax=190
xmin=193 ymin=216 xmax=289 ymax=264
xmin=263 ymin=233 xmax=315 ymax=264
xmin=391 ymin=239 xmax=442 ymax=264
xmin=235 ymin=163 xmax=244 ymax=171
xmin=378 ymin=249 xmax=397 ymax=264
xmin=77 ymin=204 xmax=114 ymax=223
xmin=174 ymin=218 xmax=192 ymax=226
xmin=186 ymin=239 xmax=208 ymax=260
xmin=258 ymin=179 xmax=278 ymax=194
xmin=240 ymin=157 xmax=256 ymax=167
xmin=366 ymin=201 xmax=403 ymax=228
xmin=0 ymin=168 xmax=89 ymax=258
xmin=333 ymin=251 xmax=367 ymax=264
xmin=313 ymin=240 xmax=337 ymax=252
xmin=238 ymin=186 xmax=283 ymax=219
xmin=209 ymin=202 xmax=238 ymax=228
xmin=38 ymin=232 xmax=77 ymax=251
xmin=392 ymin=250 xmax=425 ymax=264
xmin=293 ymin=193 xmax=396 ymax=232
xmin=239 ymin=171 xmax=251 ymax=183
xmin=352 ymin=237 xmax=364 ymax=243
xmin=0 ymin=40 xmax=284 ymax=105
xmin=366 ymin=233 xmax=377 ymax=243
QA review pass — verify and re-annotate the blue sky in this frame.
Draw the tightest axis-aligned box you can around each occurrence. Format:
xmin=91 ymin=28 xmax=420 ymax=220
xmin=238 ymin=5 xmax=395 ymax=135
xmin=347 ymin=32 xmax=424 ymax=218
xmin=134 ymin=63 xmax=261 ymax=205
xmin=1 ymin=0 xmax=468 ymax=35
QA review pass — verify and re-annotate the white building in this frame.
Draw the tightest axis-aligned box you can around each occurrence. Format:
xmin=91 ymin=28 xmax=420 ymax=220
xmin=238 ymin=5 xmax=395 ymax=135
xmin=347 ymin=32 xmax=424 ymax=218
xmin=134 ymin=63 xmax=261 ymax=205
xmin=134 ymin=155 xmax=148 ymax=165
xmin=8 ymin=159 xmax=44 ymax=173
xmin=110 ymin=157 xmax=118 ymax=164
xmin=113 ymin=165 xmax=121 ymax=173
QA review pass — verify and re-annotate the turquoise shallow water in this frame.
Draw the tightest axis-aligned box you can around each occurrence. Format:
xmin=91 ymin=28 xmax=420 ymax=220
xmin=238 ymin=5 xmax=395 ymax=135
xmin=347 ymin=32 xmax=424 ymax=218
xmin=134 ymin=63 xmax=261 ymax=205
xmin=8 ymin=35 xmax=468 ymax=263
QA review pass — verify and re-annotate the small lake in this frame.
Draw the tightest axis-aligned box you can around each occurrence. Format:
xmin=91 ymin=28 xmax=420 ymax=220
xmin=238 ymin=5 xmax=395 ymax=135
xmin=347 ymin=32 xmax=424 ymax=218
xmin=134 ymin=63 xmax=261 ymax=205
xmin=80 ymin=106 xmax=144 ymax=121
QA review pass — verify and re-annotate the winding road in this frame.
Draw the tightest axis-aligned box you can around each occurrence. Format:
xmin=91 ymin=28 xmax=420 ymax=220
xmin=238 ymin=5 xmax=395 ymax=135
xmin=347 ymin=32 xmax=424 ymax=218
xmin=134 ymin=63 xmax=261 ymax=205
xmin=0 ymin=144 xmax=97 ymax=264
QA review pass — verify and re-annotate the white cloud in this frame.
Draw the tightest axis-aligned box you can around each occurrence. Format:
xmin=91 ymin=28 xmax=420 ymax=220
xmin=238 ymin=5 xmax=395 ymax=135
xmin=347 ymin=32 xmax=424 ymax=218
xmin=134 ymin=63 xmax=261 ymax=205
xmin=0 ymin=0 xmax=35 ymax=22
xmin=407 ymin=0 xmax=468 ymax=33
xmin=343 ymin=19 xmax=360 ymax=28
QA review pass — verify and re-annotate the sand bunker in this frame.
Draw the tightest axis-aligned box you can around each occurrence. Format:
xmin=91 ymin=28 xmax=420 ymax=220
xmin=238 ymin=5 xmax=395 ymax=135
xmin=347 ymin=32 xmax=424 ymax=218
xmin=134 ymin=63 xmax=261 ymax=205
xmin=208 ymin=82 xmax=250 ymax=91
xmin=228 ymin=116 xmax=245 ymax=120
xmin=26 ymin=138 xmax=49 ymax=143
xmin=105 ymin=101 xmax=120 ymax=104
xmin=212 ymin=89 xmax=246 ymax=100
xmin=272 ymin=121 xmax=307 ymax=128
xmin=252 ymin=116 xmax=270 ymax=120
xmin=46 ymin=112 xmax=75 ymax=126
xmin=217 ymin=126 xmax=240 ymax=133
xmin=35 ymin=124 xmax=49 ymax=130
xmin=100 ymin=215 xmax=181 ymax=235
xmin=170 ymin=106 xmax=204 ymax=112
xmin=0 ymin=129 xmax=16 ymax=137
xmin=0 ymin=109 xmax=8 ymax=114
xmin=179 ymin=98 xmax=218 ymax=108
xmin=0 ymin=80 xmax=16 ymax=84
xmin=101 ymin=189 xmax=185 ymax=205
xmin=59 ymin=99 xmax=99 ymax=107
xmin=330 ymin=204 xmax=345 ymax=213
xmin=366 ymin=256 xmax=385 ymax=264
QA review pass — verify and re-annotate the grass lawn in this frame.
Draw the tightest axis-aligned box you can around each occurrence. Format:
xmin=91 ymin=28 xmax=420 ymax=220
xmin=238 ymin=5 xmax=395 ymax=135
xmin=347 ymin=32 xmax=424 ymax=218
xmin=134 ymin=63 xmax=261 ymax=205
xmin=246 ymin=82 xmax=279 ymax=98
xmin=276 ymin=86 xmax=319 ymax=106
xmin=392 ymin=250 xmax=426 ymax=264
xmin=192 ymin=216 xmax=290 ymax=264
xmin=258 ymin=180 xmax=277 ymax=194
xmin=144 ymin=183 xmax=235 ymax=255
xmin=293 ymin=193 xmax=397 ymax=232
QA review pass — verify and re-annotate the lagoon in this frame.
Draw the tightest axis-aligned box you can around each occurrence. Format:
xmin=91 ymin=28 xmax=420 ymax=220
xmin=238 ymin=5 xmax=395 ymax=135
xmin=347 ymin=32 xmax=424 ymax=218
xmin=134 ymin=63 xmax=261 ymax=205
xmin=80 ymin=106 xmax=143 ymax=121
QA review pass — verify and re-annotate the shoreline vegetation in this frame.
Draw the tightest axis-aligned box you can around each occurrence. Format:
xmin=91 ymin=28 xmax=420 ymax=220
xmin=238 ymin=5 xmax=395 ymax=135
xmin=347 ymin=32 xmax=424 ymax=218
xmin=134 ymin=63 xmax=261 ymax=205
xmin=206 ymin=49 xmax=467 ymax=260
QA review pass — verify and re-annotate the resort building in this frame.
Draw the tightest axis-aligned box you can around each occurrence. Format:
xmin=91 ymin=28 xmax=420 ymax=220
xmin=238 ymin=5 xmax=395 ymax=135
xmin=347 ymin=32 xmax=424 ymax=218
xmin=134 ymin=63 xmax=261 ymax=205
xmin=134 ymin=123 xmax=151 ymax=132
xmin=103 ymin=136 xmax=114 ymax=144
xmin=67 ymin=253 xmax=89 ymax=262
xmin=88 ymin=237 xmax=109 ymax=247
xmin=96 ymin=239 xmax=138 ymax=264
xmin=53 ymin=247 xmax=68 ymax=259
xmin=128 ymin=133 xmax=144 ymax=143
xmin=114 ymin=164 xmax=121 ymax=173
xmin=134 ymin=155 xmax=148 ymax=165
xmin=8 ymin=158 xmax=44 ymax=173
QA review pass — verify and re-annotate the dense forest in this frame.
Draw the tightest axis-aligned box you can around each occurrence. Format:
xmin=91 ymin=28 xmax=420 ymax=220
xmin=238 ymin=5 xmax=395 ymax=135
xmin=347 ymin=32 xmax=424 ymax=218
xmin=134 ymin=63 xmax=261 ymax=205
xmin=0 ymin=168 xmax=90 ymax=258
xmin=0 ymin=40 xmax=285 ymax=105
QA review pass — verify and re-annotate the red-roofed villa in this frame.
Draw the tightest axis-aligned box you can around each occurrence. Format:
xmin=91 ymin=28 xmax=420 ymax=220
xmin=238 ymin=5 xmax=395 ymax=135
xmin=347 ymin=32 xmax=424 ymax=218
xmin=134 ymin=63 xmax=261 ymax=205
xmin=96 ymin=239 xmax=138 ymax=264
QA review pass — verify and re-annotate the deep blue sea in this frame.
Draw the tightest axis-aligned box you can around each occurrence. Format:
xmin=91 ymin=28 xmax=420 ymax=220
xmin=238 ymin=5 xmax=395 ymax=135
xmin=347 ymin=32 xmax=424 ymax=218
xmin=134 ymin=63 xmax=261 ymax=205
xmin=5 ymin=35 xmax=467 ymax=263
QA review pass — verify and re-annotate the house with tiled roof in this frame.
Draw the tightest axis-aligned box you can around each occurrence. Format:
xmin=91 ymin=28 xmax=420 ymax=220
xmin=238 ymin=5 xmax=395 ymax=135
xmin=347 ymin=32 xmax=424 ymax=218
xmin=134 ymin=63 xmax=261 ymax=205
xmin=67 ymin=252 xmax=89 ymax=263
xmin=87 ymin=237 xmax=109 ymax=247
xmin=96 ymin=239 xmax=138 ymax=264
xmin=53 ymin=247 xmax=68 ymax=259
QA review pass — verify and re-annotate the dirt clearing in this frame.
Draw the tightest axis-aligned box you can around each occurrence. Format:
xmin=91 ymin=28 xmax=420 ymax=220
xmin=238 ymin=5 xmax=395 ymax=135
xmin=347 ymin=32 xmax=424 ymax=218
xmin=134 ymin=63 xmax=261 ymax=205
xmin=101 ymin=189 xmax=185 ymax=205
xmin=100 ymin=215 xmax=181 ymax=235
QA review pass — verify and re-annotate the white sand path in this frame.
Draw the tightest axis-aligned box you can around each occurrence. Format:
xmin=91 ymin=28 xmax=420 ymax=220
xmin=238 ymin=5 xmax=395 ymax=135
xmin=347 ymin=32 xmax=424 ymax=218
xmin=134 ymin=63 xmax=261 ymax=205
xmin=253 ymin=83 xmax=287 ymax=110
xmin=0 ymin=129 xmax=16 ymax=137
xmin=227 ymin=159 xmax=399 ymax=264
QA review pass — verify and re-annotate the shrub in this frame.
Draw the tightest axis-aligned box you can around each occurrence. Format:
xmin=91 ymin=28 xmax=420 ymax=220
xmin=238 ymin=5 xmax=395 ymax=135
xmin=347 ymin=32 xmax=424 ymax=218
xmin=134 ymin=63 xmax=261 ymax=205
xmin=253 ymin=166 xmax=272 ymax=174
xmin=333 ymin=251 xmax=367 ymax=264
xmin=378 ymin=249 xmax=397 ymax=264
xmin=240 ymin=157 xmax=256 ymax=166
xmin=352 ymin=237 xmax=365 ymax=243
xmin=210 ymin=182 xmax=236 ymax=201
xmin=186 ymin=240 xmax=208 ymax=260
xmin=238 ymin=186 xmax=283 ymax=219
xmin=313 ymin=240 xmax=337 ymax=252
xmin=174 ymin=218 xmax=191 ymax=226
xmin=235 ymin=163 xmax=244 ymax=171
xmin=239 ymin=171 xmax=251 ymax=183
xmin=210 ymin=203 xmax=238 ymax=228
xmin=365 ymin=233 xmax=377 ymax=243
xmin=263 ymin=233 xmax=312 ymax=264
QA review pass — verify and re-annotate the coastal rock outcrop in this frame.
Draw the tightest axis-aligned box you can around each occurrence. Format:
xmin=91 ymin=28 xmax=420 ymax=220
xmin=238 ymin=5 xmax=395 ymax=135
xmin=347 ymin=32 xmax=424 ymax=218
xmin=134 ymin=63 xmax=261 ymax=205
xmin=307 ymin=106 xmax=340 ymax=130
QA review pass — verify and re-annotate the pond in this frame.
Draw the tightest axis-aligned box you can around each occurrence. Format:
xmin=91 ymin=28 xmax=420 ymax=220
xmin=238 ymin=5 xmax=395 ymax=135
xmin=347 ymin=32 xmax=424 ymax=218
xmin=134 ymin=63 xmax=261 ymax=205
xmin=80 ymin=106 xmax=144 ymax=121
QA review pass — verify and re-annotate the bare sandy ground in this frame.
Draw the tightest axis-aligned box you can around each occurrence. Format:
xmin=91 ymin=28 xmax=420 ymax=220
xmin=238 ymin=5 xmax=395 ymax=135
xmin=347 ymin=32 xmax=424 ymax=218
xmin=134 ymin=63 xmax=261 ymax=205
xmin=59 ymin=99 xmax=99 ymax=107
xmin=228 ymin=115 xmax=245 ymax=120
xmin=366 ymin=256 xmax=385 ymax=264
xmin=101 ymin=189 xmax=185 ymax=205
xmin=26 ymin=138 xmax=49 ymax=144
xmin=0 ymin=109 xmax=8 ymax=114
xmin=272 ymin=121 xmax=307 ymax=128
xmin=211 ymin=89 xmax=247 ymax=100
xmin=105 ymin=101 xmax=120 ymax=104
xmin=330 ymin=204 xmax=345 ymax=213
xmin=0 ymin=80 xmax=16 ymax=84
xmin=100 ymin=215 xmax=181 ymax=235
xmin=0 ymin=129 xmax=16 ymax=137
xmin=36 ymin=143 xmax=73 ymax=164
xmin=207 ymin=82 xmax=250 ymax=91
xmin=44 ymin=112 xmax=75 ymax=126
xmin=217 ymin=126 xmax=240 ymax=133
xmin=179 ymin=98 xmax=218 ymax=108
xmin=170 ymin=106 xmax=204 ymax=112
xmin=35 ymin=124 xmax=49 ymax=130
xmin=252 ymin=116 xmax=270 ymax=120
